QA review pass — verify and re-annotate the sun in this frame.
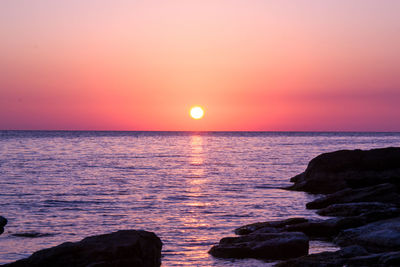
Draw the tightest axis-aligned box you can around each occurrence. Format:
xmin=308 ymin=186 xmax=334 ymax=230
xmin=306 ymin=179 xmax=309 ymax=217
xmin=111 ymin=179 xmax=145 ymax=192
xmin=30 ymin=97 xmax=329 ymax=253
xmin=190 ymin=106 xmax=204 ymax=120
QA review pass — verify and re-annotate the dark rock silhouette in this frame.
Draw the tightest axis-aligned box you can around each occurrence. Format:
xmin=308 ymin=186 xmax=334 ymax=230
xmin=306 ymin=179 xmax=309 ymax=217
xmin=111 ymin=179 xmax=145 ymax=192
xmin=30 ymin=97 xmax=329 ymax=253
xmin=277 ymin=147 xmax=400 ymax=266
xmin=276 ymin=246 xmax=400 ymax=267
xmin=209 ymin=232 xmax=309 ymax=260
xmin=334 ymin=217 xmax=400 ymax=251
xmin=287 ymin=147 xmax=400 ymax=194
xmin=11 ymin=232 xmax=57 ymax=238
xmin=306 ymin=183 xmax=400 ymax=209
xmin=275 ymin=245 xmax=368 ymax=267
xmin=316 ymin=202 xmax=397 ymax=217
xmin=275 ymin=250 xmax=400 ymax=267
xmin=234 ymin=217 xmax=308 ymax=236
xmin=0 ymin=216 xmax=7 ymax=235
xmin=233 ymin=207 xmax=400 ymax=240
xmin=210 ymin=147 xmax=400 ymax=266
xmin=3 ymin=230 xmax=162 ymax=267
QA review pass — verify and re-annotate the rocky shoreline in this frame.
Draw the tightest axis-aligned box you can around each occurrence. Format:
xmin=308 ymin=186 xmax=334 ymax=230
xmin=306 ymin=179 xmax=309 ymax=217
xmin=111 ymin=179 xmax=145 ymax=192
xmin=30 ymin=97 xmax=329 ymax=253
xmin=2 ymin=147 xmax=399 ymax=266
xmin=209 ymin=147 xmax=400 ymax=266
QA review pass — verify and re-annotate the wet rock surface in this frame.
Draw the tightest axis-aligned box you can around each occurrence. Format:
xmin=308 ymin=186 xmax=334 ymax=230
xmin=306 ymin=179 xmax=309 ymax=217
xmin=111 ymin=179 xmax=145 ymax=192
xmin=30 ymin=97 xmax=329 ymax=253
xmin=275 ymin=245 xmax=369 ymax=267
xmin=234 ymin=218 xmax=308 ymax=236
xmin=235 ymin=217 xmax=361 ymax=239
xmin=209 ymin=232 xmax=309 ymax=260
xmin=3 ymin=230 xmax=162 ymax=267
xmin=316 ymin=202 xmax=397 ymax=217
xmin=234 ymin=207 xmax=400 ymax=240
xmin=306 ymin=183 xmax=400 ymax=209
xmin=334 ymin=217 xmax=400 ymax=251
xmin=210 ymin=147 xmax=400 ymax=266
xmin=276 ymin=247 xmax=400 ymax=267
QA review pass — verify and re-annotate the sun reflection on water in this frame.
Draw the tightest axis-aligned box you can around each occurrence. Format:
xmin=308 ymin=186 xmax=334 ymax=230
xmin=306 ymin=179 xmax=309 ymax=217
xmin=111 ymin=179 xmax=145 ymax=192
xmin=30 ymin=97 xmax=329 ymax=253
xmin=173 ymin=134 xmax=216 ymax=265
xmin=189 ymin=135 xmax=204 ymax=166
xmin=188 ymin=135 xmax=208 ymax=185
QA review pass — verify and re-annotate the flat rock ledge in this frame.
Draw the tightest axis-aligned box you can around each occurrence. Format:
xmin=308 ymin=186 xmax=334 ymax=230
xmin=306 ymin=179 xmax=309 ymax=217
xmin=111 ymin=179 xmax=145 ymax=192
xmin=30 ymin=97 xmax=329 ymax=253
xmin=276 ymin=246 xmax=400 ymax=267
xmin=334 ymin=217 xmax=400 ymax=252
xmin=234 ymin=208 xmax=400 ymax=240
xmin=306 ymin=183 xmax=400 ymax=209
xmin=209 ymin=147 xmax=400 ymax=266
xmin=275 ymin=245 xmax=369 ymax=267
xmin=316 ymin=202 xmax=397 ymax=217
xmin=2 ymin=230 xmax=162 ymax=267
xmin=208 ymin=232 xmax=309 ymax=260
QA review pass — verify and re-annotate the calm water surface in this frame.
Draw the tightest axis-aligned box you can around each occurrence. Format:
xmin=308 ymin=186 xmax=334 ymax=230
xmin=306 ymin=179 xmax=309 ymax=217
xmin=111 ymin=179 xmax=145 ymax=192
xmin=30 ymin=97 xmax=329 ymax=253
xmin=0 ymin=131 xmax=400 ymax=266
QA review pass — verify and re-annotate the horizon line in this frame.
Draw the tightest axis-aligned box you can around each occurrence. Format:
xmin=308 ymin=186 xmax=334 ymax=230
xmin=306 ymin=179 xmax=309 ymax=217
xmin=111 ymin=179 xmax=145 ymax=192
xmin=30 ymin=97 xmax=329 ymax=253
xmin=1 ymin=129 xmax=400 ymax=133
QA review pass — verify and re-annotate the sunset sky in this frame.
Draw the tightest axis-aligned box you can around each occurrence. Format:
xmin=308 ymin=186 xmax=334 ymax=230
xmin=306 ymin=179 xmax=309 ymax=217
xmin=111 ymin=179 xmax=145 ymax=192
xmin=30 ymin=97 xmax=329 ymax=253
xmin=1 ymin=0 xmax=399 ymax=131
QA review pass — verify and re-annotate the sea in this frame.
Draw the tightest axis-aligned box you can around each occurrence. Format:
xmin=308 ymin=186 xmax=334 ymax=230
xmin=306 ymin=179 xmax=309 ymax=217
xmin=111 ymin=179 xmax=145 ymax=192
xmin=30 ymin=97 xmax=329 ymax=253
xmin=0 ymin=131 xmax=400 ymax=266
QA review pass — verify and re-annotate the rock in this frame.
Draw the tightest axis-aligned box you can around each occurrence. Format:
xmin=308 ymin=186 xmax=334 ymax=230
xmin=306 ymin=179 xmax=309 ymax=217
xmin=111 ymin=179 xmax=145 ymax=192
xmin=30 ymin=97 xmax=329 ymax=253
xmin=340 ymin=251 xmax=400 ymax=266
xmin=235 ymin=217 xmax=353 ymax=239
xmin=287 ymin=147 xmax=400 ymax=194
xmin=0 ymin=216 xmax=6 ymax=227
xmin=0 ymin=216 xmax=7 ymax=235
xmin=209 ymin=232 xmax=309 ymax=260
xmin=211 ymin=147 xmax=400 ymax=264
xmin=284 ymin=217 xmax=366 ymax=238
xmin=235 ymin=206 xmax=400 ymax=241
xmin=3 ymin=230 xmax=162 ymax=267
xmin=277 ymin=247 xmax=400 ymax=267
xmin=235 ymin=218 xmax=308 ymax=235
xmin=316 ymin=202 xmax=397 ymax=217
xmin=334 ymin=217 xmax=400 ymax=252
xmin=234 ymin=211 xmax=399 ymax=242
xmin=378 ymin=251 xmax=400 ymax=265
xmin=306 ymin=183 xmax=400 ymax=209
xmin=290 ymin=207 xmax=400 ymax=237
xmin=275 ymin=245 xmax=368 ymax=267
xmin=345 ymin=253 xmax=384 ymax=266
xmin=12 ymin=232 xmax=56 ymax=238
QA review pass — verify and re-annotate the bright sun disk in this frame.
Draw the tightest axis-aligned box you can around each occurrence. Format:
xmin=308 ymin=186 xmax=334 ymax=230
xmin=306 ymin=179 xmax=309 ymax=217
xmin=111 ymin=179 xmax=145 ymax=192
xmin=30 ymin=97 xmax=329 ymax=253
xmin=190 ymin=106 xmax=204 ymax=120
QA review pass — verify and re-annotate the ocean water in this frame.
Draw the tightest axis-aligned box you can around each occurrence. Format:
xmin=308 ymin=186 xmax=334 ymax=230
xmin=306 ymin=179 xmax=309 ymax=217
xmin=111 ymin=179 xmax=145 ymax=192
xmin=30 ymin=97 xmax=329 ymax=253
xmin=0 ymin=131 xmax=400 ymax=266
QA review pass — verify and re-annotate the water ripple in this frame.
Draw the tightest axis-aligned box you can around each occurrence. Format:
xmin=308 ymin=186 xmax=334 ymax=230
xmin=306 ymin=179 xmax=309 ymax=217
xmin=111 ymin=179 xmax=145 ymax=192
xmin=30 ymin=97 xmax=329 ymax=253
xmin=0 ymin=131 xmax=399 ymax=266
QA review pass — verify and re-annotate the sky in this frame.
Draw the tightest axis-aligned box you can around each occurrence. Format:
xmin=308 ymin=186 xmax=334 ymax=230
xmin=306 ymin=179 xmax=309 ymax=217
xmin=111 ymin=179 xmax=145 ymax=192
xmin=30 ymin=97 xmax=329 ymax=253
xmin=1 ymin=0 xmax=399 ymax=131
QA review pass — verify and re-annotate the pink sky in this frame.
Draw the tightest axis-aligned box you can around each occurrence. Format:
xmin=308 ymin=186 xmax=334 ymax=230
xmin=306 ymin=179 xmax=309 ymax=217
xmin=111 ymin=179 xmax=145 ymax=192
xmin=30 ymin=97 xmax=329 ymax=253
xmin=1 ymin=0 xmax=399 ymax=131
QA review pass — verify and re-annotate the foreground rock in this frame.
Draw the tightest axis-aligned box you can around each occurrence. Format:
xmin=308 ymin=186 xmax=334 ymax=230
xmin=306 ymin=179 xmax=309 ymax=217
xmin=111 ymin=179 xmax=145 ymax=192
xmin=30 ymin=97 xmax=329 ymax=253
xmin=316 ymin=202 xmax=397 ymax=217
xmin=306 ymin=183 xmax=400 ymax=209
xmin=209 ymin=147 xmax=400 ymax=265
xmin=235 ymin=218 xmax=308 ymax=235
xmin=209 ymin=232 xmax=309 ymax=260
xmin=3 ymin=230 xmax=162 ymax=267
xmin=287 ymin=147 xmax=400 ymax=194
xmin=277 ymin=246 xmax=400 ymax=267
xmin=234 ymin=217 xmax=361 ymax=239
xmin=0 ymin=216 xmax=7 ymax=235
xmin=346 ymin=251 xmax=400 ymax=267
xmin=276 ymin=245 xmax=368 ymax=267
xmin=334 ymin=217 xmax=400 ymax=252
xmin=234 ymin=209 xmax=400 ymax=240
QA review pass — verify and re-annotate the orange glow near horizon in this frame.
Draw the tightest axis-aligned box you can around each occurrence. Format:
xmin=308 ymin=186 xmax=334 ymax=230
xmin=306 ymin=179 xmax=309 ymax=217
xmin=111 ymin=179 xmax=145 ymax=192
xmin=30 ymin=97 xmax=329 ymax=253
xmin=0 ymin=1 xmax=399 ymax=131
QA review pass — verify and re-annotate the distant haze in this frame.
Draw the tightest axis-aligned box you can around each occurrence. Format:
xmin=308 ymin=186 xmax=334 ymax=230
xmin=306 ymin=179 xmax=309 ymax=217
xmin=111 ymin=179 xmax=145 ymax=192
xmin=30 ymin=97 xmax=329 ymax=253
xmin=1 ymin=0 xmax=399 ymax=131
